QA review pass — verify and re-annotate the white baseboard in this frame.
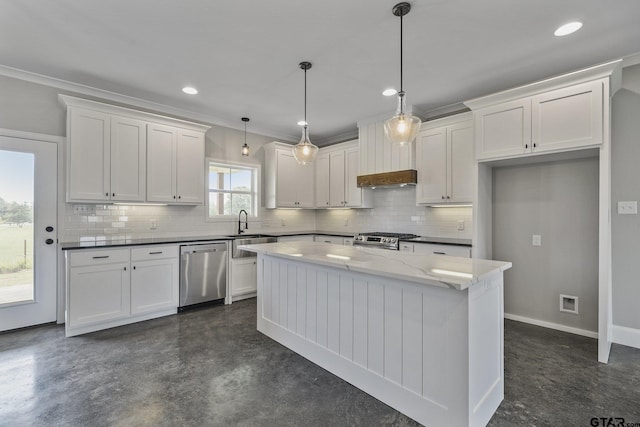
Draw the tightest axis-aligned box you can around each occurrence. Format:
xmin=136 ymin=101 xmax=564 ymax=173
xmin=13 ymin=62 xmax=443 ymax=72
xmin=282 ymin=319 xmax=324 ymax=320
xmin=504 ymin=313 xmax=598 ymax=339
xmin=611 ymin=325 xmax=640 ymax=350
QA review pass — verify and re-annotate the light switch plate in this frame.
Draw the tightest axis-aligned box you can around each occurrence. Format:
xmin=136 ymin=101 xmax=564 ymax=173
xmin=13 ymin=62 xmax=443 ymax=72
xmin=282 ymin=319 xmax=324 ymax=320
xmin=617 ymin=201 xmax=637 ymax=215
xmin=532 ymin=235 xmax=542 ymax=246
xmin=457 ymin=220 xmax=465 ymax=231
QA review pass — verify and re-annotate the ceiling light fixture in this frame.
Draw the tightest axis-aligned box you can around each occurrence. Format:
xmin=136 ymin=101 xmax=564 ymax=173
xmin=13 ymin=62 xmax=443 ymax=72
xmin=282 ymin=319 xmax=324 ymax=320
xmin=382 ymin=88 xmax=398 ymax=96
xmin=554 ymin=21 xmax=583 ymax=36
xmin=384 ymin=2 xmax=421 ymax=146
xmin=182 ymin=86 xmax=198 ymax=95
xmin=241 ymin=117 xmax=250 ymax=157
xmin=292 ymin=61 xmax=318 ymax=165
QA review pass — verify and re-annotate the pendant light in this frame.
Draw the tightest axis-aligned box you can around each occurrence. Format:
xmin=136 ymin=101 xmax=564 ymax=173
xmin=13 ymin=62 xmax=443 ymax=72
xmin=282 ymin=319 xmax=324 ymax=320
xmin=292 ymin=61 xmax=318 ymax=165
xmin=384 ymin=2 xmax=421 ymax=146
xmin=241 ymin=117 xmax=250 ymax=156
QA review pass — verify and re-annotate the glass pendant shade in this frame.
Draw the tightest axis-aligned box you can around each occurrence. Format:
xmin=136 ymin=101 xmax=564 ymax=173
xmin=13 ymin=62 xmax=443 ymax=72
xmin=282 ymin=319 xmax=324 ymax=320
xmin=292 ymin=126 xmax=318 ymax=165
xmin=241 ymin=143 xmax=249 ymax=156
xmin=384 ymin=92 xmax=421 ymax=145
xmin=241 ymin=117 xmax=250 ymax=156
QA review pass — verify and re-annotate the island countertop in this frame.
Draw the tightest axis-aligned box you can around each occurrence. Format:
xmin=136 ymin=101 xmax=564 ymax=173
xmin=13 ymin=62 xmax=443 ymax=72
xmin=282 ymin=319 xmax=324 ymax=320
xmin=239 ymin=241 xmax=511 ymax=290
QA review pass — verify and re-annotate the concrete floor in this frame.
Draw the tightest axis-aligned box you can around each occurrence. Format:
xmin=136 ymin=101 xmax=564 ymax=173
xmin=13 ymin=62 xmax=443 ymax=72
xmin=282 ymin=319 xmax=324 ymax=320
xmin=1 ymin=299 xmax=639 ymax=427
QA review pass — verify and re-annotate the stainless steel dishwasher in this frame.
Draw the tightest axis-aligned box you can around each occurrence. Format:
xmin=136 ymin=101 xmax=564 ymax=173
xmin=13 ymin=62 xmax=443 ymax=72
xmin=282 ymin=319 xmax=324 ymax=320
xmin=179 ymin=242 xmax=228 ymax=310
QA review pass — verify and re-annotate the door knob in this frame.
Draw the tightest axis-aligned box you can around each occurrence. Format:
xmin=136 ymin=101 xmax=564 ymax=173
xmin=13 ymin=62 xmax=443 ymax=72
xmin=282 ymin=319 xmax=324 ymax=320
xmin=45 ymin=238 xmax=54 ymax=245
xmin=45 ymin=226 xmax=54 ymax=232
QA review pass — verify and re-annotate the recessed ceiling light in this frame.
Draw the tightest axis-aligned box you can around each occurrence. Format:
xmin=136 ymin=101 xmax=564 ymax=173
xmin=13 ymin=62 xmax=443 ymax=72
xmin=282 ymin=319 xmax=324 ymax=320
xmin=382 ymin=88 xmax=398 ymax=96
xmin=554 ymin=22 xmax=583 ymax=37
xmin=297 ymin=120 xmax=307 ymax=126
xmin=182 ymin=86 xmax=198 ymax=95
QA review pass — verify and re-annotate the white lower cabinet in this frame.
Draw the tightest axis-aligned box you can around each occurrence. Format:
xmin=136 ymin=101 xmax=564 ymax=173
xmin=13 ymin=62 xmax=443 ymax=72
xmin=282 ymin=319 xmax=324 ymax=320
xmin=230 ymin=257 xmax=258 ymax=300
xmin=130 ymin=247 xmax=179 ymax=315
xmin=68 ymin=259 xmax=131 ymax=327
xmin=400 ymin=242 xmax=471 ymax=258
xmin=65 ymin=245 xmax=179 ymax=337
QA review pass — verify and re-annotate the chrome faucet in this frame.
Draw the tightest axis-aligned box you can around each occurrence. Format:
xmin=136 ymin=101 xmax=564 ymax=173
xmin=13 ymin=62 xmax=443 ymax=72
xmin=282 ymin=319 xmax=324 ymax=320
xmin=238 ymin=209 xmax=248 ymax=234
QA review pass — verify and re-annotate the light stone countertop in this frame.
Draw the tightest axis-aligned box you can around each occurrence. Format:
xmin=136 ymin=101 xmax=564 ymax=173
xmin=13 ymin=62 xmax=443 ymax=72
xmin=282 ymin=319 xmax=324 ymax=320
xmin=239 ymin=241 xmax=511 ymax=291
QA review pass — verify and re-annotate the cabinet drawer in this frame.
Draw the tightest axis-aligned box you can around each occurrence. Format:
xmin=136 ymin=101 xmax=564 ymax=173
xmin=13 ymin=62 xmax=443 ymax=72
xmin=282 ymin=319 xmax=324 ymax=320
xmin=69 ymin=248 xmax=130 ymax=267
xmin=131 ymin=245 xmax=178 ymax=261
xmin=412 ymin=243 xmax=471 ymax=258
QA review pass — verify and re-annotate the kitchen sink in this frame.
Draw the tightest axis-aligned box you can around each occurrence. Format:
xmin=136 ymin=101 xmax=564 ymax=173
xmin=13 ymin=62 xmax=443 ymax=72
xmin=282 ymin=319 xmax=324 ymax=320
xmin=231 ymin=235 xmax=277 ymax=258
xmin=226 ymin=234 xmax=271 ymax=239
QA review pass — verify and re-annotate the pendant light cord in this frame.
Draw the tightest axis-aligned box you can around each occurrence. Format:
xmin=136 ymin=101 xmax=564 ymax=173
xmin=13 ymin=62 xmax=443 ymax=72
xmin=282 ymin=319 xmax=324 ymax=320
xmin=400 ymin=12 xmax=403 ymax=94
xmin=304 ymin=66 xmax=308 ymax=140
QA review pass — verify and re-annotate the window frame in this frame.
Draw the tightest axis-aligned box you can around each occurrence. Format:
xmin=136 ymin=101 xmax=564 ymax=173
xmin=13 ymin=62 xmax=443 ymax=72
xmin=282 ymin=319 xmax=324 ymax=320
xmin=205 ymin=158 xmax=261 ymax=222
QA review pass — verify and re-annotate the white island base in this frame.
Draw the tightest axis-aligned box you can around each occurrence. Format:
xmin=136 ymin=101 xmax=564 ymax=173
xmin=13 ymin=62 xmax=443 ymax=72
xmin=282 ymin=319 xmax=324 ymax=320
xmin=253 ymin=246 xmax=508 ymax=427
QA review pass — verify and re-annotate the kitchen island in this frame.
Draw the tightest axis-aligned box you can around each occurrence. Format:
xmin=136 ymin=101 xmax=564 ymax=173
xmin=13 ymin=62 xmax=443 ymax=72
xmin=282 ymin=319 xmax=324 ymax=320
xmin=239 ymin=241 xmax=512 ymax=427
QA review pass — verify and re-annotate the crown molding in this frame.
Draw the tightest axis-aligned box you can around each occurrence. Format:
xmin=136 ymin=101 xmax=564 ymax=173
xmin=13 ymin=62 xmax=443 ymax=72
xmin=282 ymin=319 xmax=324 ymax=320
xmin=0 ymin=64 xmax=297 ymax=142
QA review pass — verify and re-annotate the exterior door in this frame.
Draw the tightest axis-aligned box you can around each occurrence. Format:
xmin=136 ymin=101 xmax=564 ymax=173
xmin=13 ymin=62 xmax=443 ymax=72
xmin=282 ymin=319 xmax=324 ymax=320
xmin=0 ymin=135 xmax=57 ymax=331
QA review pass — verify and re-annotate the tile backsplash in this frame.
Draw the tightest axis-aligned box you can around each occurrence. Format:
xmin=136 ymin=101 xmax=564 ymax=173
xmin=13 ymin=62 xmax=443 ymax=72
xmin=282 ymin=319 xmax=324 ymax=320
xmin=62 ymin=187 xmax=471 ymax=242
xmin=316 ymin=187 xmax=473 ymax=239
xmin=61 ymin=204 xmax=317 ymax=243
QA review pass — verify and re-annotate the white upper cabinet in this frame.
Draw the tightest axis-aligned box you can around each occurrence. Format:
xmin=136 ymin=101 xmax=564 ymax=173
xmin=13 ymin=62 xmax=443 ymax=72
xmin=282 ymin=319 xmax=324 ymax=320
xmin=146 ymin=123 xmax=177 ymax=203
xmin=358 ymin=119 xmax=415 ymax=175
xmin=313 ymin=140 xmax=371 ymax=209
xmin=265 ymin=142 xmax=315 ymax=208
xmin=60 ymin=95 xmax=209 ymax=205
xmin=468 ymin=76 xmax=607 ymax=162
xmin=110 ymin=116 xmax=146 ymax=202
xmin=67 ymin=108 xmax=111 ymax=202
xmin=315 ymin=152 xmax=331 ymax=208
xmin=416 ymin=114 xmax=474 ymax=205
xmin=66 ymin=109 xmax=146 ymax=203
xmin=175 ymin=129 xmax=205 ymax=204
xmin=147 ymin=125 xmax=204 ymax=205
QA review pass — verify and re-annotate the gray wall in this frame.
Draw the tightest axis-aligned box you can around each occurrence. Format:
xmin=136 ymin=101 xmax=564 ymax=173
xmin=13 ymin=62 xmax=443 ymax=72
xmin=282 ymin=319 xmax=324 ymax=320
xmin=611 ymin=63 xmax=640 ymax=330
xmin=493 ymin=158 xmax=599 ymax=332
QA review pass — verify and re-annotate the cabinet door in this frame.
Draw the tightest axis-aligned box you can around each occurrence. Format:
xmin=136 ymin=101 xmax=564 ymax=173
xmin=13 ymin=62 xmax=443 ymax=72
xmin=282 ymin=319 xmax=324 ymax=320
xmin=110 ymin=116 xmax=146 ymax=202
xmin=67 ymin=108 xmax=110 ymax=201
xmin=344 ymin=147 xmax=364 ymax=207
xmin=416 ymin=127 xmax=447 ymax=204
xmin=447 ymin=121 xmax=474 ymax=203
xmin=131 ymin=258 xmax=178 ymax=315
xmin=231 ymin=258 xmax=258 ymax=297
xmin=68 ymin=262 xmax=130 ymax=327
xmin=329 ymin=150 xmax=346 ymax=207
xmin=175 ymin=129 xmax=204 ymax=204
xmin=147 ymin=123 xmax=177 ymax=202
xmin=275 ymin=149 xmax=299 ymax=207
xmin=475 ymin=99 xmax=531 ymax=160
xmin=315 ymin=152 xmax=331 ymax=208
xmin=531 ymin=80 xmax=603 ymax=152
xmin=296 ymin=157 xmax=315 ymax=208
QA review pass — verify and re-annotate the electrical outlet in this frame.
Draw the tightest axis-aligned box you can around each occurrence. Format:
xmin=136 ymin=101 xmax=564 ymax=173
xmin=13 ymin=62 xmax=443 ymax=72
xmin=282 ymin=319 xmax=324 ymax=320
xmin=150 ymin=219 xmax=157 ymax=230
xmin=532 ymin=234 xmax=542 ymax=246
xmin=457 ymin=220 xmax=465 ymax=231
xmin=344 ymin=217 xmax=349 ymax=226
xmin=280 ymin=218 xmax=286 ymax=227
xmin=617 ymin=201 xmax=637 ymax=215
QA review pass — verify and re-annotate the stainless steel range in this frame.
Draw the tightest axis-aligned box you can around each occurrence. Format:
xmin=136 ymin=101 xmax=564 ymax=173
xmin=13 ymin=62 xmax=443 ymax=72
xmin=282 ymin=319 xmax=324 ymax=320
xmin=353 ymin=232 xmax=419 ymax=251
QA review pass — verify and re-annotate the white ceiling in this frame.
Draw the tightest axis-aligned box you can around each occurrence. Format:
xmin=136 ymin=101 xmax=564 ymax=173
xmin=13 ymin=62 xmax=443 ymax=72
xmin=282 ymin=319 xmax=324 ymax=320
xmin=1 ymin=0 xmax=639 ymax=145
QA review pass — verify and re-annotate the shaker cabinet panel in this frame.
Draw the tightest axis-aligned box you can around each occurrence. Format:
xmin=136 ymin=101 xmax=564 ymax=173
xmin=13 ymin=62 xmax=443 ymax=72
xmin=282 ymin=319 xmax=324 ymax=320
xmin=110 ymin=116 xmax=146 ymax=202
xmin=475 ymin=99 xmax=531 ymax=160
xmin=175 ymin=130 xmax=205 ymax=204
xmin=146 ymin=123 xmax=177 ymax=202
xmin=68 ymin=262 xmax=131 ymax=327
xmin=329 ymin=150 xmax=346 ymax=207
xmin=532 ymin=80 xmax=603 ymax=152
xmin=131 ymin=257 xmax=179 ymax=315
xmin=67 ymin=108 xmax=111 ymax=201
xmin=416 ymin=128 xmax=447 ymax=204
xmin=315 ymin=153 xmax=331 ymax=208
xmin=448 ymin=123 xmax=474 ymax=203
